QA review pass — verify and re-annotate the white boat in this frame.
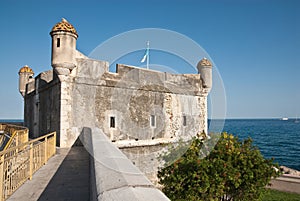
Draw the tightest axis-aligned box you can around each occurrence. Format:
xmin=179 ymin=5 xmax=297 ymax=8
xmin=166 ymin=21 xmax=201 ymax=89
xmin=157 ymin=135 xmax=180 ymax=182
xmin=281 ymin=117 xmax=288 ymax=121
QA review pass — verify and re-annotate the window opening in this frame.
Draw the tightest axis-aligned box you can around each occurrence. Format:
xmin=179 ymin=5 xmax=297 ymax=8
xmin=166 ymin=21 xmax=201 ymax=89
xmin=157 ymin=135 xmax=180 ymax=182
xmin=57 ymin=38 xmax=60 ymax=47
xmin=183 ymin=115 xmax=187 ymax=126
xmin=110 ymin=116 xmax=115 ymax=128
xmin=150 ymin=115 xmax=156 ymax=127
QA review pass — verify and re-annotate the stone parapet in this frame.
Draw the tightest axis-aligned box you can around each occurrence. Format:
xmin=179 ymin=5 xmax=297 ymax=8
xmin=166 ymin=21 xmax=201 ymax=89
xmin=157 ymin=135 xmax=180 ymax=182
xmin=79 ymin=127 xmax=170 ymax=201
xmin=23 ymin=70 xmax=58 ymax=96
xmin=75 ymin=58 xmax=202 ymax=96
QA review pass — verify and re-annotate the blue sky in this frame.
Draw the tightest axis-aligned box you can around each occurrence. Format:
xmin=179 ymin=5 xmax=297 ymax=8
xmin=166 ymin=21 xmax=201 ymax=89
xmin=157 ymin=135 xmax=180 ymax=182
xmin=0 ymin=0 xmax=299 ymax=119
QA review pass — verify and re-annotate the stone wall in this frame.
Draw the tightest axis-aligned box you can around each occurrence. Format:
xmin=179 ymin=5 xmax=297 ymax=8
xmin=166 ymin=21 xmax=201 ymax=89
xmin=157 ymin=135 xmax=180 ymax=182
xmin=119 ymin=144 xmax=170 ymax=185
xmin=24 ymin=70 xmax=61 ymax=145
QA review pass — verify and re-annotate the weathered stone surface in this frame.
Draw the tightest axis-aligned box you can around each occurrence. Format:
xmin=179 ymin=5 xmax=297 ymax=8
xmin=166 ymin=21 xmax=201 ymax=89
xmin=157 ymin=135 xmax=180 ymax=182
xmin=120 ymin=144 xmax=170 ymax=185
xmin=24 ymin=72 xmax=61 ymax=145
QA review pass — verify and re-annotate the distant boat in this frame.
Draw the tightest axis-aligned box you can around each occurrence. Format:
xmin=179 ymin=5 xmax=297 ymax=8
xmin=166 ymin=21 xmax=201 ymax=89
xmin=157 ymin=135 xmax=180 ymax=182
xmin=281 ymin=117 xmax=288 ymax=121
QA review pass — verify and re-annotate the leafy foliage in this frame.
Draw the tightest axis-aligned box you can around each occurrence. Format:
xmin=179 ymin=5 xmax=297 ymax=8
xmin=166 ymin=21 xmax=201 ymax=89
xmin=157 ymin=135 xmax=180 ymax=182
xmin=158 ymin=132 xmax=281 ymax=201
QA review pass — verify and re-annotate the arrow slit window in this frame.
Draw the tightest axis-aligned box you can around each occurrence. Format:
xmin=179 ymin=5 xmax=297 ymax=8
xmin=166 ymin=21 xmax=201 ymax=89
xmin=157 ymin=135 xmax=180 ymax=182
xmin=57 ymin=38 xmax=60 ymax=47
xmin=150 ymin=115 xmax=156 ymax=127
xmin=110 ymin=116 xmax=115 ymax=128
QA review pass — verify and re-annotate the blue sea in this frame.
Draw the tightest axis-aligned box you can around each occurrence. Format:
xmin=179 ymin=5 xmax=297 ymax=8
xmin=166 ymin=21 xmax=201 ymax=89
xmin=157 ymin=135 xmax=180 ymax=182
xmin=216 ymin=119 xmax=300 ymax=171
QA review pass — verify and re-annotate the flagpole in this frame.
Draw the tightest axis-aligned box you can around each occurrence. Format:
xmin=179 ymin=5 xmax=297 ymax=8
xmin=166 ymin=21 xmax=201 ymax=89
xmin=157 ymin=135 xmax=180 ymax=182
xmin=146 ymin=41 xmax=149 ymax=69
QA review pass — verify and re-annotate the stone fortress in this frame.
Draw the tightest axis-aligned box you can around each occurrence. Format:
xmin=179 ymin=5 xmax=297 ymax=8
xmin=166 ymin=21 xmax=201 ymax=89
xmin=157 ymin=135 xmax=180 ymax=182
xmin=18 ymin=18 xmax=213 ymax=183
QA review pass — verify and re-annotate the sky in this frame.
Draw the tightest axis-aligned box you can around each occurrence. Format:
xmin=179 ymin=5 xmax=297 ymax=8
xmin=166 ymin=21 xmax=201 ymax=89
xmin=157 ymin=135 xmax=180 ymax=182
xmin=0 ymin=0 xmax=299 ymax=119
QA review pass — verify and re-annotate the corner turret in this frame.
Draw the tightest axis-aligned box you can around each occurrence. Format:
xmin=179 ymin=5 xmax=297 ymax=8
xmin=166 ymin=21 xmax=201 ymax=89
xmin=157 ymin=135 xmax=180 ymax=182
xmin=197 ymin=58 xmax=213 ymax=92
xmin=50 ymin=18 xmax=78 ymax=76
xmin=18 ymin=65 xmax=34 ymax=97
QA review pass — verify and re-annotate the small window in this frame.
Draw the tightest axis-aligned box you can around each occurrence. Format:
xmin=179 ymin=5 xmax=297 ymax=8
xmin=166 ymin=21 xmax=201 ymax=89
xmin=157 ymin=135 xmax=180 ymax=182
xmin=183 ymin=116 xmax=187 ymax=126
xmin=57 ymin=38 xmax=60 ymax=47
xmin=110 ymin=116 xmax=115 ymax=128
xmin=150 ymin=115 xmax=156 ymax=127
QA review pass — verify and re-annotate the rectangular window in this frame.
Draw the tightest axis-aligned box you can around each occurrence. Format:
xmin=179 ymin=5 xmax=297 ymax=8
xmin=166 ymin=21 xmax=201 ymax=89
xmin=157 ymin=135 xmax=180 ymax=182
xmin=150 ymin=115 xmax=156 ymax=127
xmin=57 ymin=38 xmax=60 ymax=47
xmin=183 ymin=115 xmax=187 ymax=126
xmin=110 ymin=116 xmax=115 ymax=128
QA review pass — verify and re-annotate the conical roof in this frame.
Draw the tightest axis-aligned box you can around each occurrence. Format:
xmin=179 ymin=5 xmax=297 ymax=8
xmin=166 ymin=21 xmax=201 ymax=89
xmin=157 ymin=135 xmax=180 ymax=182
xmin=199 ymin=58 xmax=212 ymax=67
xmin=19 ymin=65 xmax=34 ymax=74
xmin=50 ymin=18 xmax=78 ymax=37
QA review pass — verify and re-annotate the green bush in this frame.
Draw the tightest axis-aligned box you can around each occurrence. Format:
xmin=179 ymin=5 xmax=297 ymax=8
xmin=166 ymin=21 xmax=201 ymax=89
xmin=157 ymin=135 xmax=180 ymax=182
xmin=158 ymin=132 xmax=281 ymax=201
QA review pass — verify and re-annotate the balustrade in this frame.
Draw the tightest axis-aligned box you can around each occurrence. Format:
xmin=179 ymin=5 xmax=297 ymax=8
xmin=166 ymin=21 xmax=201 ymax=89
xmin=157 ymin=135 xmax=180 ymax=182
xmin=0 ymin=125 xmax=56 ymax=201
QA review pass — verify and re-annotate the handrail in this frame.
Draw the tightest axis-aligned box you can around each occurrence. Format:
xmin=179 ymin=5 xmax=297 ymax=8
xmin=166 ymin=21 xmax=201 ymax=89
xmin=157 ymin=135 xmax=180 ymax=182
xmin=0 ymin=124 xmax=29 ymax=152
xmin=0 ymin=132 xmax=55 ymax=156
xmin=2 ymin=131 xmax=17 ymax=151
xmin=0 ymin=132 xmax=56 ymax=201
xmin=0 ymin=124 xmax=26 ymax=130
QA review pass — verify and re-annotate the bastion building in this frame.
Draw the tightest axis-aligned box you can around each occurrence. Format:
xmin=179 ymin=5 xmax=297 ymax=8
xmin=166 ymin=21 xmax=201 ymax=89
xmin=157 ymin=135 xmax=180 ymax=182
xmin=18 ymin=19 xmax=212 ymax=182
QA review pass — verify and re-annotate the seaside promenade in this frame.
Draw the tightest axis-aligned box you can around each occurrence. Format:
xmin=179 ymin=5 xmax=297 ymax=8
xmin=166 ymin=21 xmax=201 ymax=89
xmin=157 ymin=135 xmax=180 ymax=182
xmin=7 ymin=146 xmax=90 ymax=201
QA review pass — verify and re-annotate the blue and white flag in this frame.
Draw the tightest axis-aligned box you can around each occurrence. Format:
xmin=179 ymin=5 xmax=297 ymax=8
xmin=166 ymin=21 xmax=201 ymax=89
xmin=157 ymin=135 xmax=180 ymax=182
xmin=140 ymin=48 xmax=149 ymax=63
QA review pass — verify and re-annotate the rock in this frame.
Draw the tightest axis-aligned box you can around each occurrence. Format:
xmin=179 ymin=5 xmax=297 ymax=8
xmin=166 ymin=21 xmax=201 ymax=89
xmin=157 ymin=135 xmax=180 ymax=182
xmin=280 ymin=166 xmax=300 ymax=176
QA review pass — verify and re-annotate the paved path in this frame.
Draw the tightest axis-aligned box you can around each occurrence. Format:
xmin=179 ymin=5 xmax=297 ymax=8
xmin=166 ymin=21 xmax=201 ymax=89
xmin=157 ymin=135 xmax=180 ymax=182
xmin=269 ymin=174 xmax=300 ymax=194
xmin=7 ymin=146 xmax=90 ymax=201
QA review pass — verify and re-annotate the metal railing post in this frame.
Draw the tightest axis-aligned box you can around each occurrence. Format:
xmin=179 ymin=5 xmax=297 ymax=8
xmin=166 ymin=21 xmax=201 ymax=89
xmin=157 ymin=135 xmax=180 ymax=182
xmin=29 ymin=144 xmax=33 ymax=180
xmin=54 ymin=132 xmax=56 ymax=155
xmin=44 ymin=137 xmax=47 ymax=164
xmin=0 ymin=155 xmax=4 ymax=201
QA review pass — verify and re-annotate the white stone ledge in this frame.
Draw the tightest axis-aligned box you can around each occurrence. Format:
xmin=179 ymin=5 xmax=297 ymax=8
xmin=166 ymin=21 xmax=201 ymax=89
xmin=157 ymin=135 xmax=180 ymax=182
xmin=276 ymin=174 xmax=300 ymax=183
xmin=113 ymin=138 xmax=178 ymax=148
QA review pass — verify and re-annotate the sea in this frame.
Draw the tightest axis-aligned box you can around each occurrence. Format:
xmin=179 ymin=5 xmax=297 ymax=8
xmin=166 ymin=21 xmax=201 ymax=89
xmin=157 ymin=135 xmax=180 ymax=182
xmin=215 ymin=119 xmax=300 ymax=171
xmin=1 ymin=119 xmax=299 ymax=171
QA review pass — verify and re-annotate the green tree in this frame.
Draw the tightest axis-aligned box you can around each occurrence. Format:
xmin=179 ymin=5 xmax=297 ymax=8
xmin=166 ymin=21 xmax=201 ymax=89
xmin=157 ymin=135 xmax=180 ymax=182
xmin=158 ymin=132 xmax=281 ymax=201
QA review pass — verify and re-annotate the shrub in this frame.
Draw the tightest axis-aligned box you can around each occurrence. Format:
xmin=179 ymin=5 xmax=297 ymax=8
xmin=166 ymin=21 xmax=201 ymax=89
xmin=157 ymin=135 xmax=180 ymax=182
xmin=158 ymin=132 xmax=281 ymax=201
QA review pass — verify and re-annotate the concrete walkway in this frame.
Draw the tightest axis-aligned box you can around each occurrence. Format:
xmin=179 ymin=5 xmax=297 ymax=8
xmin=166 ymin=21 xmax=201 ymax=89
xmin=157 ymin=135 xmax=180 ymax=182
xmin=269 ymin=174 xmax=300 ymax=194
xmin=7 ymin=146 xmax=90 ymax=201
